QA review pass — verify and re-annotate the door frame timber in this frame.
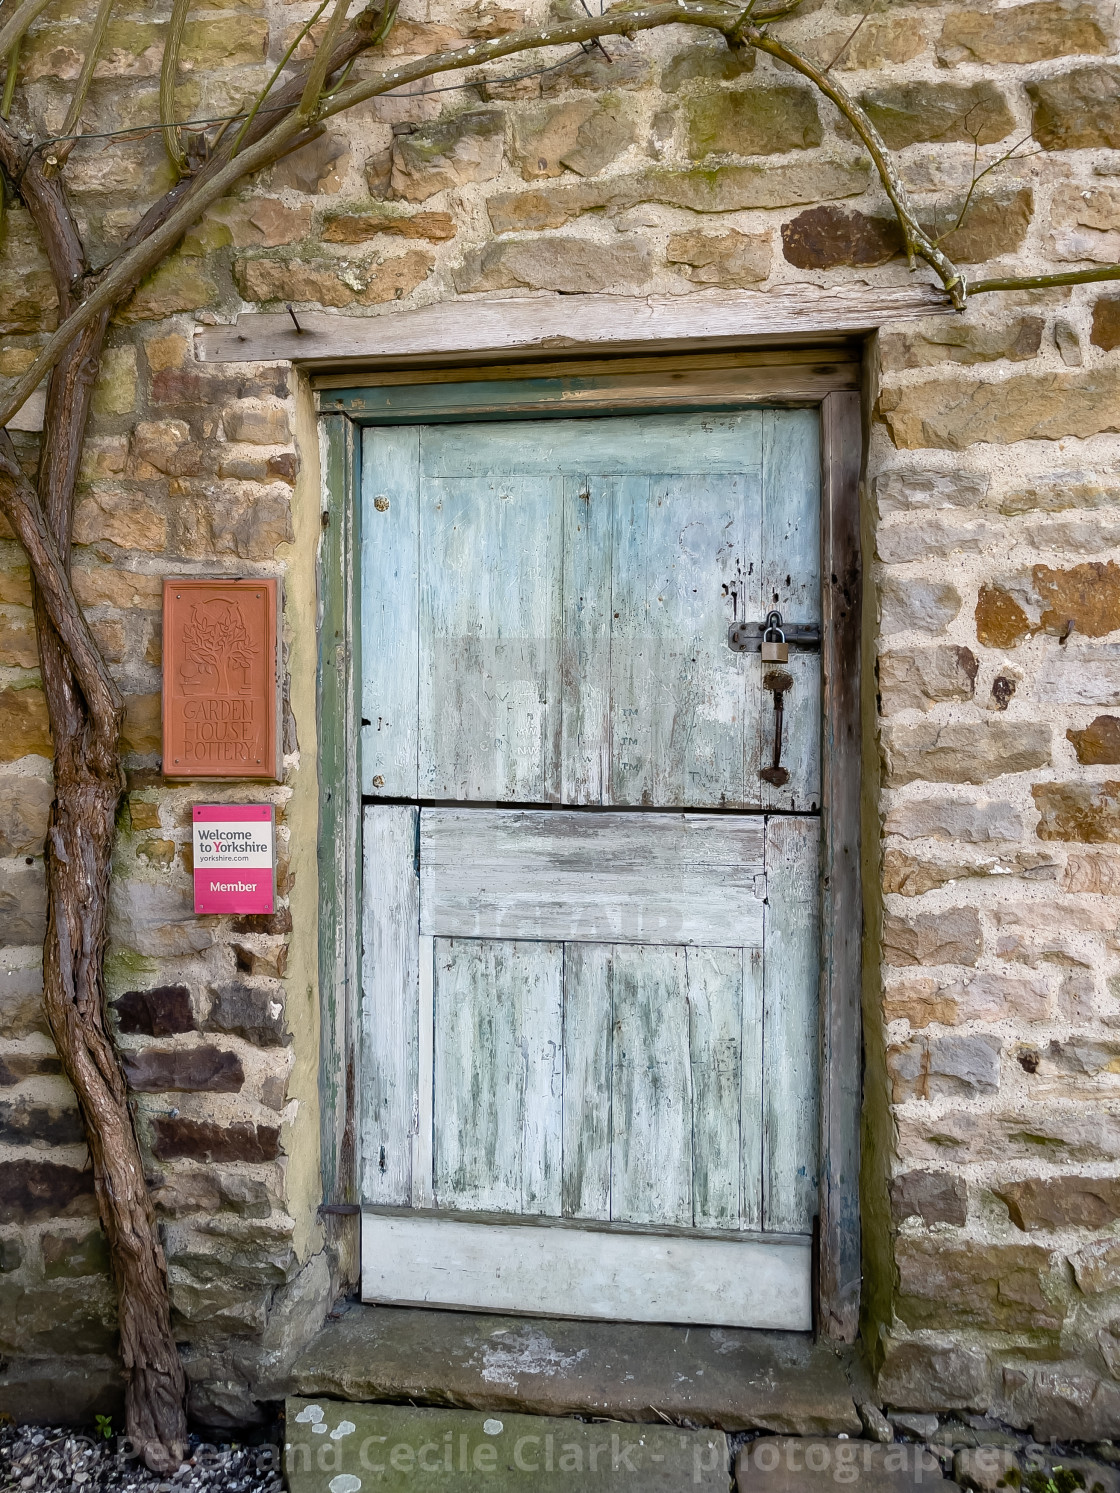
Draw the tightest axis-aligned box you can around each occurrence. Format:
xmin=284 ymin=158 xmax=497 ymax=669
xmin=316 ymin=349 xmax=863 ymax=1342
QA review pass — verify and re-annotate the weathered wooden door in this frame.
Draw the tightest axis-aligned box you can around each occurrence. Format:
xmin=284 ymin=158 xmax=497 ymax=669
xmin=359 ymin=409 xmax=821 ymax=1330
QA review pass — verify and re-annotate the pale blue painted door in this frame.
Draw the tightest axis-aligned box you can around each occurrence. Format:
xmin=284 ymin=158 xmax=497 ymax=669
xmin=359 ymin=409 xmax=821 ymax=1330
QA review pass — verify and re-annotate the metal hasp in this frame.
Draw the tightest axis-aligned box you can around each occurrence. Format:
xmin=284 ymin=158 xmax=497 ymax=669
xmin=728 ymin=611 xmax=821 ymax=655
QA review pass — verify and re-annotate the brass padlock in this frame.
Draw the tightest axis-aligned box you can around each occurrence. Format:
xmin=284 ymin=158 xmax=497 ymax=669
xmin=760 ymin=611 xmax=789 ymax=663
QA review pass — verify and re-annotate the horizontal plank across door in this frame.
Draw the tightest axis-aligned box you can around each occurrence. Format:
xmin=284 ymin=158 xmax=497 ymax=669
xmin=420 ymin=809 xmax=765 ymax=946
xmin=362 ymin=1213 xmax=813 ymax=1331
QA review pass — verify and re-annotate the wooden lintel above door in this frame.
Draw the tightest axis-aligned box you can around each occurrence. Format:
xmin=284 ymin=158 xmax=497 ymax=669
xmin=194 ymin=285 xmax=953 ymax=370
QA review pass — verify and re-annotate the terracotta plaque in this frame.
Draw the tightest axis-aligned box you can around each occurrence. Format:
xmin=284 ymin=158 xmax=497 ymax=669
xmin=193 ymin=804 xmax=275 ymax=915
xmin=163 ymin=578 xmax=280 ymax=779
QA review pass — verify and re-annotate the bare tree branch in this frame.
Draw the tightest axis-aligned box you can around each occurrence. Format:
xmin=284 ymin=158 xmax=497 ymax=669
xmin=299 ymin=0 xmax=353 ymax=117
xmin=737 ymin=22 xmax=967 ymax=307
xmin=0 ymin=432 xmax=123 ymax=733
xmin=970 ymin=264 xmax=1120 ymax=295
xmin=229 ymin=0 xmax=332 ymax=156
xmin=159 ymin=0 xmax=191 ymax=177
xmin=0 ymin=0 xmax=51 ymax=67
xmin=52 ymin=0 xmax=115 ymax=169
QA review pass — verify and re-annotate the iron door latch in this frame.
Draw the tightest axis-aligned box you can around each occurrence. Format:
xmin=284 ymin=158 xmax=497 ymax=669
xmin=728 ymin=614 xmax=821 ymax=654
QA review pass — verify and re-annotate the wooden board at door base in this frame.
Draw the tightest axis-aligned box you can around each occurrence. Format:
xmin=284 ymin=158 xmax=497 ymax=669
xmin=362 ymin=1213 xmax=813 ymax=1332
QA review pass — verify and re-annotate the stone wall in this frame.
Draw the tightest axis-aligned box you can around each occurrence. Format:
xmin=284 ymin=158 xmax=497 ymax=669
xmin=1 ymin=0 xmax=1120 ymax=1437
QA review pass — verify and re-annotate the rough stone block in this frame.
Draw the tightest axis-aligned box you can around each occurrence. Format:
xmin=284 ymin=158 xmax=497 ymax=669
xmin=805 ymin=16 xmax=927 ymax=70
xmin=0 ymin=1099 xmax=84 ymax=1147
xmin=207 ymin=982 xmax=290 ymax=1047
xmin=41 ymin=1228 xmax=111 ymax=1280
xmin=923 ymin=186 xmax=1033 ymax=266
xmin=1069 ymin=716 xmax=1120 ymax=765
xmin=1027 ymin=66 xmax=1120 ymax=149
xmin=687 ymin=86 xmax=822 ymax=158
xmin=878 ymin=645 xmax=978 ymax=713
xmin=876 ymin=515 xmax=998 ymax=563
xmin=453 ymin=236 xmax=651 ymax=294
xmin=880 ymin=368 xmax=1120 ymax=450
xmin=880 ymin=721 xmax=1051 ymax=787
xmin=270 ymin=134 xmax=348 ymax=195
xmin=485 ymin=158 xmax=871 ymax=232
xmin=975 ymin=583 xmax=1032 ymax=648
xmin=112 ymin=984 xmax=196 ymax=1036
xmin=73 ymin=489 xmax=167 ymax=551
xmin=1072 ymin=1238 xmax=1120 ymax=1292
xmin=880 ymin=577 xmax=963 ymax=636
xmin=321 ymin=209 xmax=456 ymax=243
xmin=1092 ymin=295 xmax=1120 ymax=352
xmin=938 ymin=2 xmax=1111 ymax=64
xmin=0 ymin=773 xmax=50 ymax=857
xmin=882 ymin=906 xmax=982 ymax=968
xmin=121 ymin=1045 xmax=244 ymax=1094
xmin=782 ymin=205 xmax=901 ymax=269
xmin=0 ymin=611 xmax=41 ymax=669
xmin=150 ymin=1116 xmax=280 ymax=1163
xmin=883 ymin=797 xmax=1025 ymax=843
xmin=541 ymin=46 xmax=653 ymax=96
xmin=151 ymin=1167 xmax=276 ymax=1219
xmin=860 ymin=82 xmax=1015 ymax=148
xmin=510 ymin=98 xmax=636 ymax=180
xmin=168 ymin=480 xmax=294 ymax=562
xmin=0 ymin=686 xmax=51 ymax=761
xmin=1033 ymin=781 xmax=1120 ymax=842
xmin=662 ymin=41 xmax=755 ymax=90
xmin=952 ymin=1447 xmax=1020 ymax=1492
xmin=90 ymin=345 xmax=137 ymax=418
xmin=0 ymin=1160 xmax=94 ymax=1222
xmin=896 ymin=1237 xmax=1063 ymax=1331
xmin=891 ymin=1170 xmax=968 ymax=1227
xmin=0 ymin=863 xmax=47 ymax=947
xmin=115 ymin=255 xmax=219 ymax=323
xmin=997 ymin=1175 xmax=1120 ymax=1232
xmin=889 ymin=1031 xmax=1001 ymax=1100
xmin=736 ymin=1439 xmax=946 ymax=1491
xmin=234 ymin=251 xmax=434 ymax=308
xmin=0 ymin=1052 xmax=61 ymax=1085
xmin=391 ymin=110 xmax=505 ymax=201
xmin=223 ymin=402 xmax=291 ymax=445
xmin=129 ymin=419 xmax=199 ymax=478
xmin=880 ymin=317 xmax=1043 ymax=371
xmin=666 ymin=228 xmax=771 ymax=286
xmin=879 ymin=1343 xmax=992 ymax=1414
xmin=881 ymin=848 xmax=1052 ymax=897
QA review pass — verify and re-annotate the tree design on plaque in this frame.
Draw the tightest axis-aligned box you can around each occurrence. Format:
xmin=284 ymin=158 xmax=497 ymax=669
xmin=178 ymin=598 xmax=260 ymax=696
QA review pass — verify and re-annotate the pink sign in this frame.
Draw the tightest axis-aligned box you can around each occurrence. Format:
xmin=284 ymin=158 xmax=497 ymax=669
xmin=193 ymin=805 xmax=275 ymax=915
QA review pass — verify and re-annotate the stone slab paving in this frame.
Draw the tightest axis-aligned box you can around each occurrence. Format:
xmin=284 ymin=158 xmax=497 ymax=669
xmin=284 ymin=1398 xmax=728 ymax=1492
xmin=288 ymin=1304 xmax=861 ymax=1435
xmin=736 ymin=1439 xmax=961 ymax=1492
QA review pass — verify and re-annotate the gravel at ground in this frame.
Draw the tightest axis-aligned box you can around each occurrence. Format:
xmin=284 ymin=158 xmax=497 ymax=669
xmin=0 ymin=1424 xmax=283 ymax=1493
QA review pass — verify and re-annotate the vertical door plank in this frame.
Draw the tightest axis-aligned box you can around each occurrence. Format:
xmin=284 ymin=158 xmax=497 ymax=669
xmin=740 ymin=945 xmax=765 ymax=1231
xmin=433 ymin=939 xmax=563 ymax=1214
xmin=413 ymin=934 xmax=434 ymax=1208
xmin=562 ymin=942 xmax=613 ymax=1220
xmin=419 ymin=471 xmax=564 ymax=802
xmin=611 ymin=945 xmax=693 ymax=1227
xmin=360 ymin=805 xmax=419 ymax=1206
xmin=360 ymin=427 xmax=420 ymax=797
xmin=763 ymin=815 xmax=821 ymax=1234
xmin=561 ymin=475 xmax=614 ymax=805
xmin=687 ymin=946 xmax=744 ymax=1231
xmin=607 ymin=466 xmax=762 ymax=808
xmin=760 ymin=410 xmax=821 ymax=813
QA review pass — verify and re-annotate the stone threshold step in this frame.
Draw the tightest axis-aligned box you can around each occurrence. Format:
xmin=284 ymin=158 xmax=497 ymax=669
xmin=288 ymin=1303 xmax=861 ymax=1436
xmin=285 ymin=1397 xmax=730 ymax=1492
xmin=285 ymin=1406 xmax=967 ymax=1493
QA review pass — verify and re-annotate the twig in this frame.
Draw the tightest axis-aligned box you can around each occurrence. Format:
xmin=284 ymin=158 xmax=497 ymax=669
xmin=931 ymin=132 xmax=1035 ymax=248
xmin=159 ymin=0 xmax=191 ymax=177
xmin=299 ymin=0 xmax=354 ymax=118
xmin=51 ymin=0 xmax=116 ymax=169
xmin=739 ymin=21 xmax=967 ymax=307
xmin=229 ymin=0 xmax=332 ymax=157
xmin=969 ymin=264 xmax=1120 ymax=295
xmin=0 ymin=0 xmax=51 ymax=66
xmin=0 ymin=39 xmax=16 ymax=119
xmin=822 ymin=1 xmax=871 ymax=73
